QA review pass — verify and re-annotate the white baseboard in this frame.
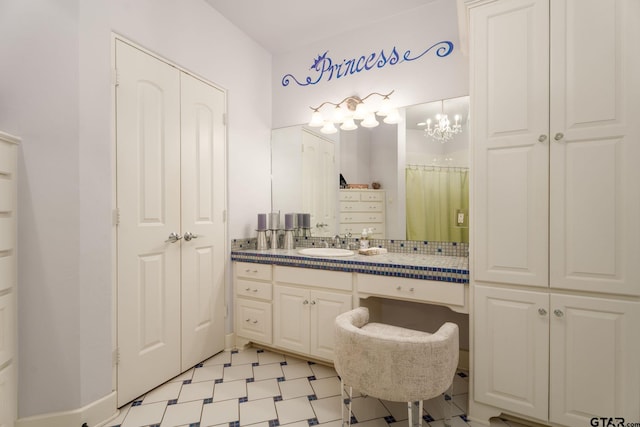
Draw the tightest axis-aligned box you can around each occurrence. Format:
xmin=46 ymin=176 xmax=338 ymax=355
xmin=16 ymin=391 xmax=117 ymax=427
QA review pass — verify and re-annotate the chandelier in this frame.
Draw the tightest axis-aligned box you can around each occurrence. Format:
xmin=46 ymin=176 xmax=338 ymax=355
xmin=308 ymin=90 xmax=401 ymax=134
xmin=420 ymin=100 xmax=462 ymax=143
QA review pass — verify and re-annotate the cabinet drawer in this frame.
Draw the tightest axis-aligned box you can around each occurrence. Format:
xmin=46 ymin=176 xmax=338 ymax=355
xmin=0 ymin=292 xmax=14 ymax=367
xmin=339 ymin=224 xmax=384 ymax=237
xmin=340 ymin=201 xmax=383 ymax=212
xmin=339 ymin=212 xmax=384 ymax=223
xmin=339 ymin=191 xmax=360 ymax=201
xmin=357 ymin=274 xmax=465 ymax=307
xmin=360 ymin=192 xmax=383 ymax=202
xmin=235 ymin=262 xmax=272 ymax=281
xmin=236 ymin=279 xmax=272 ymax=301
xmin=274 ymin=266 xmax=352 ymax=291
xmin=0 ymin=179 xmax=14 ymax=213
xmin=236 ymin=298 xmax=272 ymax=344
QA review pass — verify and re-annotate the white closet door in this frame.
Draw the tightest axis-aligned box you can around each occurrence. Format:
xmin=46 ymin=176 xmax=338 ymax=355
xmin=116 ymin=40 xmax=182 ymax=406
xmin=549 ymin=0 xmax=640 ymax=296
xmin=470 ymin=0 xmax=549 ymax=287
xmin=301 ymin=130 xmax=335 ymax=236
xmin=180 ymin=73 xmax=226 ymax=371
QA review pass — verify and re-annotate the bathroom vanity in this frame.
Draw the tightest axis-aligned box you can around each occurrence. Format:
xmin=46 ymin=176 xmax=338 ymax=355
xmin=232 ymin=248 xmax=468 ymax=363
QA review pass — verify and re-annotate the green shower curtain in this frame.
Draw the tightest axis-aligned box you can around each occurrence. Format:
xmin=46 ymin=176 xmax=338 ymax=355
xmin=406 ymin=167 xmax=469 ymax=243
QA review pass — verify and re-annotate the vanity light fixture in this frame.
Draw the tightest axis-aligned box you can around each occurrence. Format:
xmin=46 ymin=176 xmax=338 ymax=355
xmin=419 ymin=100 xmax=462 ymax=143
xmin=308 ymin=90 xmax=401 ymax=134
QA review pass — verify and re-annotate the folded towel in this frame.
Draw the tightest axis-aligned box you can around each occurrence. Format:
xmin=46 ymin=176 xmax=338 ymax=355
xmin=358 ymin=247 xmax=388 ymax=256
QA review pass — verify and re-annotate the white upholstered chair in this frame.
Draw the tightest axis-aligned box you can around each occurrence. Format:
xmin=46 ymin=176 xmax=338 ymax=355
xmin=334 ymin=307 xmax=459 ymax=427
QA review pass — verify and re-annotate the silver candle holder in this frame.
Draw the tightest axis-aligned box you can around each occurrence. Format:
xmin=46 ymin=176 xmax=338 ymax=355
xmin=269 ymin=229 xmax=280 ymax=250
xmin=283 ymin=229 xmax=295 ymax=250
xmin=256 ymin=230 xmax=268 ymax=250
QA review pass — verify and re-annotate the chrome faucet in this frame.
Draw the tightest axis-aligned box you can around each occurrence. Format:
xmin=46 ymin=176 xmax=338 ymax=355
xmin=334 ymin=235 xmax=342 ymax=248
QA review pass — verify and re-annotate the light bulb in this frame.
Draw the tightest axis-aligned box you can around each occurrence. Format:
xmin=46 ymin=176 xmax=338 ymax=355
xmin=383 ymin=108 xmax=401 ymax=124
xmin=320 ymin=122 xmax=337 ymax=134
xmin=308 ymin=111 xmax=324 ymax=127
xmin=353 ymin=102 xmax=368 ymax=120
xmin=376 ymin=97 xmax=392 ymax=116
xmin=340 ymin=118 xmax=357 ymax=131
xmin=361 ymin=113 xmax=379 ymax=128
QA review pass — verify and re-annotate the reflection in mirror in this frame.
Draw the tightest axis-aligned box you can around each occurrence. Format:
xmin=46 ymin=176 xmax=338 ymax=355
xmin=270 ymin=95 xmax=470 ymax=242
xmin=405 ymin=96 xmax=469 ymax=243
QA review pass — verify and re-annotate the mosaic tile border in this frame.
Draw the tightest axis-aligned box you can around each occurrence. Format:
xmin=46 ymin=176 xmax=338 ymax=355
xmin=231 ymin=236 xmax=469 ymax=257
xmin=230 ymin=250 xmax=469 ymax=283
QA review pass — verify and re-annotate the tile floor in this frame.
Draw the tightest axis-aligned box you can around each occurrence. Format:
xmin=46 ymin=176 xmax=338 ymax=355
xmin=104 ymin=347 xmax=515 ymax=427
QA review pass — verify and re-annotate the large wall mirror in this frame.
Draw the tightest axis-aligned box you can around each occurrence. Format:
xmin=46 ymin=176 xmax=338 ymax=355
xmin=271 ymin=95 xmax=469 ymax=242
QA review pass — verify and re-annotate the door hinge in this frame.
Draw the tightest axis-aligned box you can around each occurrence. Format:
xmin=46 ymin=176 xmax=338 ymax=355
xmin=112 ymin=68 xmax=120 ymax=87
xmin=112 ymin=347 xmax=120 ymax=366
xmin=112 ymin=208 xmax=120 ymax=226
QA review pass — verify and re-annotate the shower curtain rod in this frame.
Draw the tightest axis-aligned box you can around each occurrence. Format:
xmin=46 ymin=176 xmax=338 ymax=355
xmin=406 ymin=164 xmax=469 ymax=171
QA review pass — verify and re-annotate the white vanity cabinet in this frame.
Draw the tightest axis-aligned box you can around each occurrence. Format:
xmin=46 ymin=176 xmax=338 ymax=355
xmin=273 ymin=266 xmax=352 ymax=361
xmin=234 ymin=262 xmax=273 ymax=345
xmin=338 ymin=189 xmax=385 ymax=238
xmin=467 ymin=0 xmax=640 ymax=425
xmin=0 ymin=131 xmax=18 ymax=427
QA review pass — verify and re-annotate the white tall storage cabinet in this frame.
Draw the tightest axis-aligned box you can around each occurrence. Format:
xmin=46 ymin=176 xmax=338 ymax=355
xmin=0 ymin=131 xmax=19 ymax=427
xmin=466 ymin=1 xmax=640 ymax=426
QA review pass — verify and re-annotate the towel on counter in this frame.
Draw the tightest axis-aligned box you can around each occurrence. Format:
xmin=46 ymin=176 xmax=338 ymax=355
xmin=358 ymin=247 xmax=388 ymax=256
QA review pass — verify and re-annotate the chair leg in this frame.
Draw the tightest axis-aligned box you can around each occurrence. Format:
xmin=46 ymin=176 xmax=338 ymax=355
xmin=443 ymin=382 xmax=453 ymax=427
xmin=407 ymin=400 xmax=423 ymax=427
xmin=341 ymin=379 xmax=353 ymax=427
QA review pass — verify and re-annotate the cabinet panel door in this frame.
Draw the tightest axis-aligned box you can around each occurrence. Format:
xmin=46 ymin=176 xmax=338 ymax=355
xmin=549 ymin=0 xmax=640 ymax=296
xmin=310 ymin=290 xmax=352 ymax=361
xmin=470 ymin=0 xmax=549 ymax=287
xmin=273 ymin=285 xmax=310 ymax=354
xmin=550 ymin=294 xmax=640 ymax=426
xmin=474 ymin=285 xmax=548 ymax=420
xmin=236 ymin=298 xmax=272 ymax=344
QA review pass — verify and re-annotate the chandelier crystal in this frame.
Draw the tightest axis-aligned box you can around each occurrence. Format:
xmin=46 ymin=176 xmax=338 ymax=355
xmin=422 ymin=100 xmax=462 ymax=143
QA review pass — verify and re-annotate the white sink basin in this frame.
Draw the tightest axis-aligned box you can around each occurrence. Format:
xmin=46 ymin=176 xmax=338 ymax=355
xmin=298 ymin=248 xmax=355 ymax=257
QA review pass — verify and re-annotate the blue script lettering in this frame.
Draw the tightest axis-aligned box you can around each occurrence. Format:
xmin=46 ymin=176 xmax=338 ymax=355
xmin=281 ymin=41 xmax=454 ymax=87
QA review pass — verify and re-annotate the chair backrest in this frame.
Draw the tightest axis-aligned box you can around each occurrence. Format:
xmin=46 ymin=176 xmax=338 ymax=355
xmin=334 ymin=306 xmax=459 ymax=402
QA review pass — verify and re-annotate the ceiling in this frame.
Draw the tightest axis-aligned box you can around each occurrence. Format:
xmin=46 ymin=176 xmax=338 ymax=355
xmin=204 ymin=0 xmax=436 ymax=54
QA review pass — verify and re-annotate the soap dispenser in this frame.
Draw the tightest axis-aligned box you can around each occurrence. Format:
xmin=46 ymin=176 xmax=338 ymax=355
xmin=360 ymin=228 xmax=369 ymax=250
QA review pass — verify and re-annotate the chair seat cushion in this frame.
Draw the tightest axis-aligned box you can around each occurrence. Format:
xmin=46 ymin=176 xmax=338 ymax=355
xmin=361 ymin=322 xmax=433 ymax=340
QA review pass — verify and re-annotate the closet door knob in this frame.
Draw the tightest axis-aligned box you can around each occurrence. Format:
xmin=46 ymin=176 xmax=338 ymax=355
xmin=538 ymin=308 xmax=547 ymax=316
xmin=554 ymin=309 xmax=564 ymax=317
xmin=165 ymin=232 xmax=182 ymax=243
xmin=183 ymin=231 xmax=199 ymax=241
xmin=538 ymin=134 xmax=547 ymax=143
xmin=554 ymin=132 xmax=564 ymax=141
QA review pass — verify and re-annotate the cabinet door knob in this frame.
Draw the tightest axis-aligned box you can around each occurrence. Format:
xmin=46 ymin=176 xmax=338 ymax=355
xmin=554 ymin=132 xmax=564 ymax=141
xmin=303 ymin=300 xmax=309 ymax=305
xmin=396 ymin=286 xmax=402 ymax=291
xmin=554 ymin=309 xmax=564 ymax=317
xmin=310 ymin=300 xmax=316 ymax=305
xmin=538 ymin=308 xmax=547 ymax=316
xmin=538 ymin=134 xmax=547 ymax=143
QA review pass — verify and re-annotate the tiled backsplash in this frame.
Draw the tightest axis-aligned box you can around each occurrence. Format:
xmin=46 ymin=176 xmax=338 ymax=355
xmin=231 ymin=235 xmax=468 ymax=257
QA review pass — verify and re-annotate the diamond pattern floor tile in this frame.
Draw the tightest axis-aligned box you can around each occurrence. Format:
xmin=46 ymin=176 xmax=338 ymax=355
xmin=111 ymin=347 xmax=478 ymax=427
